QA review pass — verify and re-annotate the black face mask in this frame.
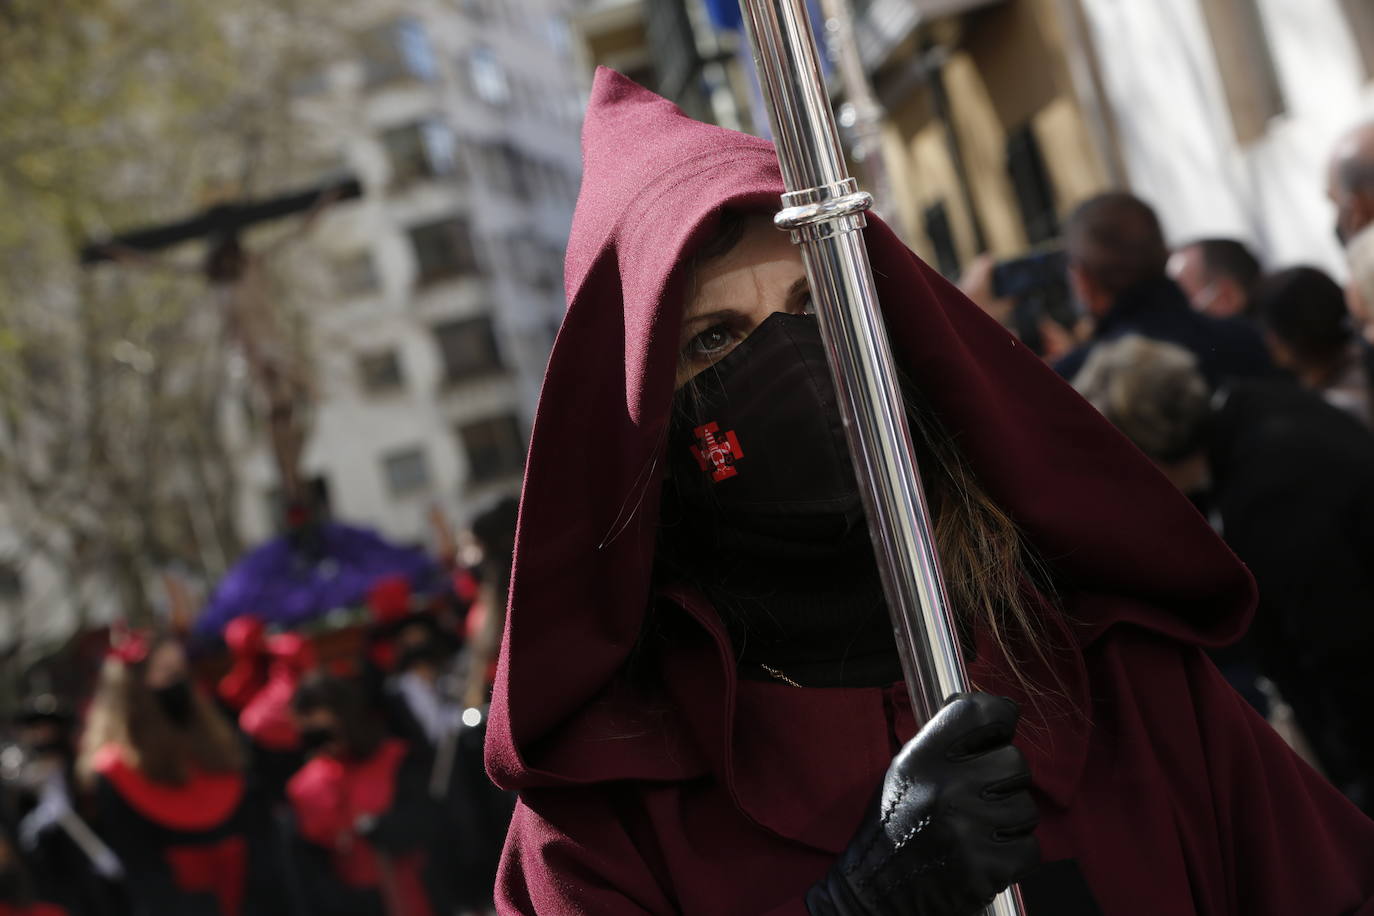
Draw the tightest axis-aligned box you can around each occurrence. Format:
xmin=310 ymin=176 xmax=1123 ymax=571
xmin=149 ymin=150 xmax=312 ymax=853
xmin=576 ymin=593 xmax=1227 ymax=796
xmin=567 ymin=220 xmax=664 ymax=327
xmin=661 ymin=313 xmax=903 ymax=689
xmin=299 ymin=726 xmax=338 ymax=755
xmin=667 ymin=312 xmax=864 ymax=548
xmin=153 ymin=681 xmax=195 ymax=728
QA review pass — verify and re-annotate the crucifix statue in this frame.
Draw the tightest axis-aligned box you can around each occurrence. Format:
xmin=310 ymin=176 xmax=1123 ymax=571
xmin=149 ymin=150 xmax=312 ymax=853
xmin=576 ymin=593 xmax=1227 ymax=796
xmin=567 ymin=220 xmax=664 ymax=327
xmin=81 ymin=177 xmax=361 ymax=520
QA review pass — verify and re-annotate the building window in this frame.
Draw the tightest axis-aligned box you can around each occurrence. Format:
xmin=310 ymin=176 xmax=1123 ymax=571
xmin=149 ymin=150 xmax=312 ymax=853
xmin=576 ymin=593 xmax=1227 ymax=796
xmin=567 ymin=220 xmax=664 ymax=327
xmin=474 ymin=141 xmax=533 ymax=200
xmin=381 ymin=447 xmax=431 ymax=495
xmin=408 ymin=217 xmax=480 ymax=285
xmin=357 ymin=350 xmax=405 ymax=393
xmin=333 ymin=251 xmax=379 ymax=297
xmin=1341 ymin=0 xmax=1374 ymax=80
xmin=531 ymin=159 xmax=558 ymax=199
xmin=459 ymin=414 xmax=525 ymax=483
xmin=433 ymin=316 xmax=503 ymax=383
xmin=1005 ymin=124 xmax=1059 ymax=247
xmin=508 ymin=233 xmax=562 ymax=293
xmin=466 ymin=45 xmax=511 ymax=107
xmin=0 ymin=561 xmax=22 ymax=602
xmin=381 ymin=120 xmax=459 ymax=188
xmin=1197 ymin=0 xmax=1286 ymax=144
xmin=360 ymin=19 xmax=439 ymax=88
xmin=541 ymin=17 xmax=573 ymax=58
xmin=922 ymin=201 xmax=961 ymax=279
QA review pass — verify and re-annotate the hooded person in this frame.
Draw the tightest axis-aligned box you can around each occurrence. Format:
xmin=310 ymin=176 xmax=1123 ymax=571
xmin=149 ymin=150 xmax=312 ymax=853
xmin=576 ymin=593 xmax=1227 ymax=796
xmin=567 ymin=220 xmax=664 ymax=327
xmin=487 ymin=69 xmax=1374 ymax=916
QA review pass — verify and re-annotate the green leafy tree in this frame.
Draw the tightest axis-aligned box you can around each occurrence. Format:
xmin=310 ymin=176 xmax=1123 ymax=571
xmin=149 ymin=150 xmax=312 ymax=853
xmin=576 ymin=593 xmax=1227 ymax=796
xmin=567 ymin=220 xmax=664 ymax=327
xmin=0 ymin=0 xmax=352 ymax=629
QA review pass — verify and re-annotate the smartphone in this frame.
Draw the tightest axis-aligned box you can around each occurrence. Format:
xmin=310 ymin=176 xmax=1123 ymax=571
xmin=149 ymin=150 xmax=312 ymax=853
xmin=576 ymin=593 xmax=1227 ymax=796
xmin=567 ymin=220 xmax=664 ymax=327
xmin=992 ymin=249 xmax=1069 ymax=302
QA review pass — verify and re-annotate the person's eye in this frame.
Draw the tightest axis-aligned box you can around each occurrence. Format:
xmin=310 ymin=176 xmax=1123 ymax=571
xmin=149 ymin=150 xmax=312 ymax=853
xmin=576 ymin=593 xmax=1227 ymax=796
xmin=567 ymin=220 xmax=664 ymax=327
xmin=797 ymin=291 xmax=815 ymax=315
xmin=685 ymin=324 xmax=737 ymax=360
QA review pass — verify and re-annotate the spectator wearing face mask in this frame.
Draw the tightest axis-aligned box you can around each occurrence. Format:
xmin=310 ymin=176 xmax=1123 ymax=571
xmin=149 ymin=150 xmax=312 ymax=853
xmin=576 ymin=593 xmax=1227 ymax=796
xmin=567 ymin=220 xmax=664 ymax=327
xmin=1328 ymin=121 xmax=1374 ymax=249
xmin=1168 ymin=238 xmax=1262 ymax=320
xmin=1255 ymin=266 xmax=1374 ymax=428
xmin=1055 ymin=193 xmax=1272 ymax=385
xmin=76 ymin=634 xmax=275 ymax=916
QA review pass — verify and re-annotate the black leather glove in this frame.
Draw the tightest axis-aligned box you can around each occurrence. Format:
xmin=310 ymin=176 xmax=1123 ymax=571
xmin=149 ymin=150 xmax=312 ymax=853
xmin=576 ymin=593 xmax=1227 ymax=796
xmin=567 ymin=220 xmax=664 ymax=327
xmin=806 ymin=692 xmax=1040 ymax=916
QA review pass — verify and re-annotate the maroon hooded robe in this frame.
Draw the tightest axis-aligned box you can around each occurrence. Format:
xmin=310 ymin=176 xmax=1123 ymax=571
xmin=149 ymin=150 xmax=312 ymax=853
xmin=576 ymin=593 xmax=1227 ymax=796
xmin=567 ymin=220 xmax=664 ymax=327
xmin=487 ymin=69 xmax=1374 ymax=916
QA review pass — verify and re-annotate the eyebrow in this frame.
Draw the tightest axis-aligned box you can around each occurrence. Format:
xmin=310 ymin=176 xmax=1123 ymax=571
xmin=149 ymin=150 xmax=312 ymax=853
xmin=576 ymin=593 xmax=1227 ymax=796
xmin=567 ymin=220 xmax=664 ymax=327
xmin=682 ymin=275 xmax=813 ymax=330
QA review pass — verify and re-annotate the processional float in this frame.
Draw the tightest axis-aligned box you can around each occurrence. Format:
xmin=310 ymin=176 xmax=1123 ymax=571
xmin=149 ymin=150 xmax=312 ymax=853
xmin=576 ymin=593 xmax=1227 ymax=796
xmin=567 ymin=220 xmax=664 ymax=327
xmin=736 ymin=1 xmax=1027 ymax=913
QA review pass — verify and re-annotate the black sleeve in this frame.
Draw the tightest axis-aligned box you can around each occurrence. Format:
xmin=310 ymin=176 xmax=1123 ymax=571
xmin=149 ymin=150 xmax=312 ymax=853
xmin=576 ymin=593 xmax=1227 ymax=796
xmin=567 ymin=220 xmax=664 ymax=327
xmin=25 ymin=818 xmax=131 ymax=916
xmin=364 ymin=747 xmax=439 ymax=856
xmin=282 ymin=814 xmax=384 ymax=916
xmin=89 ymin=777 xmax=203 ymax=916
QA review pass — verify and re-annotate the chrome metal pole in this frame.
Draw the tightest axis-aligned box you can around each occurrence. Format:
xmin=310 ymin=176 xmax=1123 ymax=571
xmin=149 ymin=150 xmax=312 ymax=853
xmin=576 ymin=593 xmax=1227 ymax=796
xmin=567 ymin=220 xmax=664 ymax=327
xmin=818 ymin=0 xmax=906 ymax=241
xmin=737 ymin=2 xmax=1025 ymax=914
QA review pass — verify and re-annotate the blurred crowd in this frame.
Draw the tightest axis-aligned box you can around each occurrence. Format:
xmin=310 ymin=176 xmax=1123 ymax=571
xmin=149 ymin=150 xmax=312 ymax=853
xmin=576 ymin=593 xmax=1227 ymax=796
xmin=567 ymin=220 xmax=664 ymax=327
xmin=962 ymin=120 xmax=1374 ymax=817
xmin=0 ymin=499 xmax=519 ymax=916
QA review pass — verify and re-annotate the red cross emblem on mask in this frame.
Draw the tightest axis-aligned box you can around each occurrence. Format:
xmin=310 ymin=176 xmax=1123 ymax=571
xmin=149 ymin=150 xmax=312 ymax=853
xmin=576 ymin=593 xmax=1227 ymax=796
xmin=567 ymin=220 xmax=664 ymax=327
xmin=690 ymin=422 xmax=744 ymax=482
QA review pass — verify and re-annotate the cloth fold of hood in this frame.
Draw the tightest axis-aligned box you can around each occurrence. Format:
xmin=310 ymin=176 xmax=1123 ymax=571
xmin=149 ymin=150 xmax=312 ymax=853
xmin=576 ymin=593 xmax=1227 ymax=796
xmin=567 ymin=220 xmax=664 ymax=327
xmin=486 ymin=69 xmax=1254 ymax=802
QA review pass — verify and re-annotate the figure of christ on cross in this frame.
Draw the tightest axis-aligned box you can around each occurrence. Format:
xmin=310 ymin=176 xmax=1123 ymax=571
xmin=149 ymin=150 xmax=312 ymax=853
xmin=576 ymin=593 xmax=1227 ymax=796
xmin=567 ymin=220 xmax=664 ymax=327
xmin=81 ymin=177 xmax=361 ymax=518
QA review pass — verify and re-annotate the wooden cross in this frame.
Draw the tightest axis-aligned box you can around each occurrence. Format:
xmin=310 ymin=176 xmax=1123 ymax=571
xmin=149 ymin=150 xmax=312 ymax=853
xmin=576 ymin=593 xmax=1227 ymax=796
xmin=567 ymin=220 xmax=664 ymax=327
xmin=81 ymin=176 xmax=362 ymax=515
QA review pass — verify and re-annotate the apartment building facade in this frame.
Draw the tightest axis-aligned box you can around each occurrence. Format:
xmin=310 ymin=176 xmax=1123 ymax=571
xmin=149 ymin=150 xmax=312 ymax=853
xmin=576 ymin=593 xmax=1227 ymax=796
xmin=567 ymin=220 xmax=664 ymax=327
xmin=234 ymin=0 xmax=587 ymax=548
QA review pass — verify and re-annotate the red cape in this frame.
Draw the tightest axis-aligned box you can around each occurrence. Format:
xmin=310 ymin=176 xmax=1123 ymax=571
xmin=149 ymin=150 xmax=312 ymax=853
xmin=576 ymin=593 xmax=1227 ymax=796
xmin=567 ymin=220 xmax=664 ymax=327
xmin=94 ymin=745 xmax=248 ymax=914
xmin=488 ymin=68 xmax=1374 ymax=914
xmin=93 ymin=744 xmax=244 ymax=832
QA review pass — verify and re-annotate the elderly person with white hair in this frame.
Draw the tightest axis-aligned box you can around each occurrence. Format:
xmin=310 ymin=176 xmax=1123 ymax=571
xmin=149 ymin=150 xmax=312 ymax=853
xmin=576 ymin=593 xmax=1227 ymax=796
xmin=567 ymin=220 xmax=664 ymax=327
xmin=1075 ymin=334 xmax=1374 ymax=817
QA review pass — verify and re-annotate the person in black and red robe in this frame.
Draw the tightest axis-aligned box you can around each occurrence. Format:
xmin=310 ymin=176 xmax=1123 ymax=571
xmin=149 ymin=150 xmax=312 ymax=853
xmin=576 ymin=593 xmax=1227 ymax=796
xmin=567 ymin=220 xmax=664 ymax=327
xmin=286 ymin=674 xmax=448 ymax=916
xmin=76 ymin=633 xmax=281 ymax=916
